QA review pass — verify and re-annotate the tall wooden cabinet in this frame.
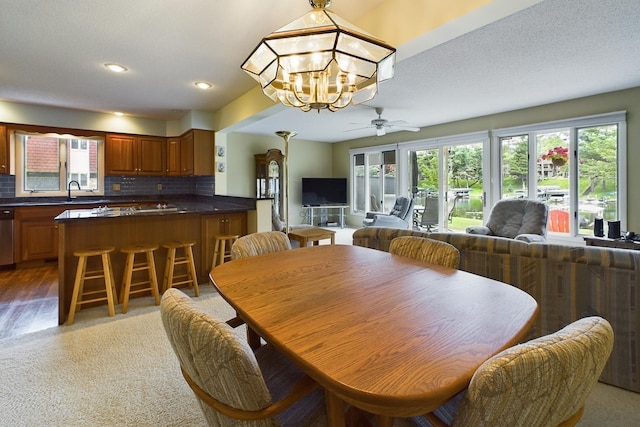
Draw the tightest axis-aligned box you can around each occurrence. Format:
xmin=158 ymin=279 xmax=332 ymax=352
xmin=0 ymin=125 xmax=8 ymax=174
xmin=255 ymin=149 xmax=285 ymax=219
xmin=105 ymin=134 xmax=166 ymax=176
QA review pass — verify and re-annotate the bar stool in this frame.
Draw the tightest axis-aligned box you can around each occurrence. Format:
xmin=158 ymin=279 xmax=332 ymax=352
xmin=162 ymin=240 xmax=199 ymax=297
xmin=67 ymin=246 xmax=117 ymax=325
xmin=211 ymin=234 xmax=239 ymax=268
xmin=119 ymin=243 xmax=160 ymax=314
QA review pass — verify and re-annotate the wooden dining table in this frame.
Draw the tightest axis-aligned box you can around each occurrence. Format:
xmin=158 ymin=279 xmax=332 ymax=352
xmin=209 ymin=245 xmax=539 ymax=426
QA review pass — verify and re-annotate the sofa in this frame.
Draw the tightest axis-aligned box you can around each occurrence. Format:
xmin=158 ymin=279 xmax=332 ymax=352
xmin=352 ymin=227 xmax=640 ymax=393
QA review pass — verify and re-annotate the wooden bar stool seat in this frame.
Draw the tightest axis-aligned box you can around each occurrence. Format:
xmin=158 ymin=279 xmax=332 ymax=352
xmin=211 ymin=234 xmax=239 ymax=268
xmin=119 ymin=243 xmax=160 ymax=314
xmin=162 ymin=240 xmax=199 ymax=297
xmin=68 ymin=246 xmax=117 ymax=325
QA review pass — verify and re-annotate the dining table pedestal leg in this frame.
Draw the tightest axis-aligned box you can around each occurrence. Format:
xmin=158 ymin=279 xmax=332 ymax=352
xmin=376 ymin=415 xmax=393 ymax=427
xmin=325 ymin=390 xmax=346 ymax=427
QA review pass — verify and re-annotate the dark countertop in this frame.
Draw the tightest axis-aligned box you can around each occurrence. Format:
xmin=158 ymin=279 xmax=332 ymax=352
xmin=0 ymin=194 xmax=257 ymax=221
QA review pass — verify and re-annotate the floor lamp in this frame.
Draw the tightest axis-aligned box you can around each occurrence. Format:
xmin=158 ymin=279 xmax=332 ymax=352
xmin=275 ymin=130 xmax=296 ymax=234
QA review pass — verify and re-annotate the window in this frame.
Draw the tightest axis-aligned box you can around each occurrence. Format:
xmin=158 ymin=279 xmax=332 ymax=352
xmin=15 ymin=132 xmax=104 ymax=197
xmin=493 ymin=112 xmax=626 ymax=238
xmin=350 ymin=112 xmax=625 ymax=242
xmin=350 ymin=146 xmax=398 ymax=215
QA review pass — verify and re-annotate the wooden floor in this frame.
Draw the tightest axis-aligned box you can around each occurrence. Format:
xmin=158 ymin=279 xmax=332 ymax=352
xmin=0 ymin=264 xmax=59 ymax=340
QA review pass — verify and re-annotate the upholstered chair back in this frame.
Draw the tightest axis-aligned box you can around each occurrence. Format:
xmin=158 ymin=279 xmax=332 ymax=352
xmin=487 ymin=199 xmax=549 ymax=238
xmin=231 ymin=231 xmax=292 ymax=260
xmin=448 ymin=316 xmax=614 ymax=427
xmin=160 ymin=289 xmax=276 ymax=427
xmin=389 ymin=236 xmax=460 ymax=269
xmin=389 ymin=196 xmax=413 ymax=220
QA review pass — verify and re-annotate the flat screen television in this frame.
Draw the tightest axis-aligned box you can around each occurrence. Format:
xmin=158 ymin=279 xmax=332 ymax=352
xmin=302 ymin=178 xmax=347 ymax=206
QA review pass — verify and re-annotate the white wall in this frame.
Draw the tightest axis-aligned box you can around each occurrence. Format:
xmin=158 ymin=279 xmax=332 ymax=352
xmin=225 ymin=132 xmax=333 ymax=227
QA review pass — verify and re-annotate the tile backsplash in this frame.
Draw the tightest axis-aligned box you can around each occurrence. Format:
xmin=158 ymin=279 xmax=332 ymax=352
xmin=0 ymin=175 xmax=215 ymax=199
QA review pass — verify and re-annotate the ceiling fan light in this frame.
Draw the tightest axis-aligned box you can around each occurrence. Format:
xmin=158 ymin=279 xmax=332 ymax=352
xmin=241 ymin=1 xmax=395 ymax=112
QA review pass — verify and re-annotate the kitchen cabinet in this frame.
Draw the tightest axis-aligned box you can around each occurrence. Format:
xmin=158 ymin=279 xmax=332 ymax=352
xmin=15 ymin=206 xmax=66 ymax=262
xmin=105 ymin=134 xmax=166 ymax=176
xmin=166 ymin=130 xmax=215 ymax=176
xmin=166 ymin=138 xmax=181 ymax=176
xmin=0 ymin=125 xmax=8 ymax=174
xmin=201 ymin=212 xmax=246 ymax=271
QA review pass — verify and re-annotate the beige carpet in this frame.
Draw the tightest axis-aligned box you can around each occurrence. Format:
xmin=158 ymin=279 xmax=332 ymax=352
xmin=0 ymin=287 xmax=228 ymax=427
xmin=1 ymin=282 xmax=638 ymax=426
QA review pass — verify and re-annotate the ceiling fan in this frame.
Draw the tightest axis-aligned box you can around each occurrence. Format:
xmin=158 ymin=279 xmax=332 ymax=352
xmin=346 ymin=107 xmax=420 ymax=136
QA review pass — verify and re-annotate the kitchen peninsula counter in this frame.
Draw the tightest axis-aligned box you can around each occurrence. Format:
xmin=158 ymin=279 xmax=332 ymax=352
xmin=54 ymin=195 xmax=259 ymax=324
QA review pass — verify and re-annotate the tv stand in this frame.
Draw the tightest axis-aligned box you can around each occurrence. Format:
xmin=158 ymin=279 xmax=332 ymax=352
xmin=304 ymin=205 xmax=347 ymax=228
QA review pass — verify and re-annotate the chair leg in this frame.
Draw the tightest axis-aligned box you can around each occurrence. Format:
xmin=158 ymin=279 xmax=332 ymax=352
xmin=212 ymin=239 xmax=220 ymax=269
xmin=102 ymin=252 xmax=116 ymax=317
xmin=120 ymin=252 xmax=134 ymax=313
xmin=68 ymin=256 xmax=87 ymax=325
xmin=184 ymin=246 xmax=199 ymax=297
xmin=218 ymin=239 xmax=226 ymax=266
xmin=147 ymin=250 xmax=160 ymax=305
xmin=163 ymin=247 xmax=176 ymax=293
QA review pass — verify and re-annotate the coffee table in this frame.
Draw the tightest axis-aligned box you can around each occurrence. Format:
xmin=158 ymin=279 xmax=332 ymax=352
xmin=288 ymin=227 xmax=335 ymax=247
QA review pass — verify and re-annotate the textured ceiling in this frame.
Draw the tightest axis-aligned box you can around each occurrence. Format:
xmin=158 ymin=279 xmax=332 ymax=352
xmin=1 ymin=0 xmax=639 ymax=143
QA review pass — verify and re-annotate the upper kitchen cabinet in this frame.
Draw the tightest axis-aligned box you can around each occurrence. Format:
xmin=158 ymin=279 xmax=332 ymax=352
xmin=167 ymin=129 xmax=215 ymax=176
xmin=0 ymin=125 xmax=9 ymax=174
xmin=105 ymin=134 xmax=166 ymax=176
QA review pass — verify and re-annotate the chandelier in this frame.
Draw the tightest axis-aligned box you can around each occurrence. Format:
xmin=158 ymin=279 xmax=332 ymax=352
xmin=241 ymin=0 xmax=396 ymax=112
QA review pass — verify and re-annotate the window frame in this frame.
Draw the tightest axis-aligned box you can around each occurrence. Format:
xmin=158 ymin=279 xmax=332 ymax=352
xmin=492 ymin=111 xmax=626 ymax=242
xmin=14 ymin=131 xmax=105 ymax=198
xmin=349 ymin=143 xmax=399 ymax=214
xmin=349 ymin=111 xmax=626 ymax=243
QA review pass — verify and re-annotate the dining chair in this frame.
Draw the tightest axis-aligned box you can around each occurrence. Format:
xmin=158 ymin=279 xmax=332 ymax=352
xmin=160 ymin=289 xmax=326 ymax=427
xmin=230 ymin=230 xmax=292 ymax=259
xmin=228 ymin=231 xmax=292 ymax=349
xmin=419 ymin=316 xmax=614 ymax=427
xmin=389 ymin=236 xmax=460 ymax=269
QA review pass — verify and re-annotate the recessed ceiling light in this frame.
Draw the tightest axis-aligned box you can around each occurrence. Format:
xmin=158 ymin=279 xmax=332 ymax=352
xmin=105 ymin=63 xmax=128 ymax=73
xmin=114 ymin=112 xmax=124 ymax=116
xmin=195 ymin=82 xmax=212 ymax=90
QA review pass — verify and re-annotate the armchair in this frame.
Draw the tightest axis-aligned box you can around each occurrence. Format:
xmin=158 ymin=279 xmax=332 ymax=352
xmin=362 ymin=196 xmax=413 ymax=229
xmin=466 ymin=198 xmax=549 ymax=242
xmin=423 ymin=316 xmax=614 ymax=427
xmin=160 ymin=289 xmax=325 ymax=426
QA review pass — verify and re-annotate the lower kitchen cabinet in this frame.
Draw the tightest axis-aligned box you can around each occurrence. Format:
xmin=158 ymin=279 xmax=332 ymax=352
xmin=201 ymin=212 xmax=247 ymax=271
xmin=15 ymin=206 xmax=66 ymax=262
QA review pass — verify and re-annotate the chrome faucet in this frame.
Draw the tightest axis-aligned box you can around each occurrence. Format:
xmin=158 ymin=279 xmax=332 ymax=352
xmin=67 ymin=180 xmax=81 ymax=201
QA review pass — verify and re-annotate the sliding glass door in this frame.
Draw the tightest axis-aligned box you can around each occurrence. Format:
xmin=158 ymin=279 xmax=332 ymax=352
xmin=402 ymin=133 xmax=488 ymax=232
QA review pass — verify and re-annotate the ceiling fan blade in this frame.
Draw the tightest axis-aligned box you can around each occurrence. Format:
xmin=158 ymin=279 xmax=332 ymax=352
xmin=377 ymin=127 xmax=386 ymax=136
xmin=392 ymin=125 xmax=420 ymax=132
xmin=345 ymin=126 xmax=374 ymax=132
